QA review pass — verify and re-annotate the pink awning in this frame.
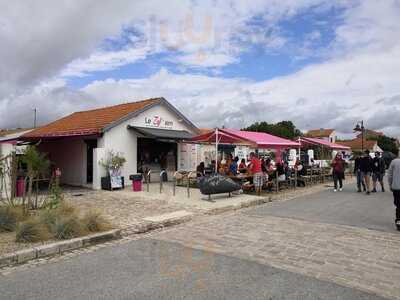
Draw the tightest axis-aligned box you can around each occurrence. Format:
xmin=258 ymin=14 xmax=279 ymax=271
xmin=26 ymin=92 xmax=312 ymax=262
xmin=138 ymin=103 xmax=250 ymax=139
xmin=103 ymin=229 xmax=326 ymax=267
xmin=300 ymin=137 xmax=350 ymax=150
xmin=223 ymin=128 xmax=299 ymax=149
xmin=189 ymin=129 xmax=253 ymax=145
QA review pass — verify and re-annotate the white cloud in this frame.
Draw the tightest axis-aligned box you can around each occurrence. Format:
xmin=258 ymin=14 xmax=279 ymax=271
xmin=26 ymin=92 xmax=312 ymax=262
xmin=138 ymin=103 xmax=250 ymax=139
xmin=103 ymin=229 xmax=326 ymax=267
xmin=61 ymin=47 xmax=151 ymax=77
xmin=172 ymin=52 xmax=238 ymax=68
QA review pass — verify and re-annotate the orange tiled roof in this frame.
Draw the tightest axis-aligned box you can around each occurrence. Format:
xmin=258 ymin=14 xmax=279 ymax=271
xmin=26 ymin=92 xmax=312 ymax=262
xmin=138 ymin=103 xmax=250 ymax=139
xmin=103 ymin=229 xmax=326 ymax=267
xmin=336 ymin=138 xmax=377 ymax=151
xmin=306 ymin=128 xmax=335 ymax=138
xmin=198 ymin=128 xmax=213 ymax=135
xmin=356 ymin=129 xmax=384 ymax=139
xmin=23 ymin=98 xmax=161 ymax=138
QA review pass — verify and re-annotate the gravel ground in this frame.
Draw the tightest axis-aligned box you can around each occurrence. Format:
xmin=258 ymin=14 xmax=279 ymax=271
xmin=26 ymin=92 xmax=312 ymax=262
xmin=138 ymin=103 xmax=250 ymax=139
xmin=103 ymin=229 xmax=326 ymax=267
xmin=0 ymin=231 xmax=57 ymax=257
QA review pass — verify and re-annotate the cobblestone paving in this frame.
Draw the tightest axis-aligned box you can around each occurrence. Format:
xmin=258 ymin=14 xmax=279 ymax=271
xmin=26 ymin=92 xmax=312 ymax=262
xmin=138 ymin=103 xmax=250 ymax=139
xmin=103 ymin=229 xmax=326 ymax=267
xmin=153 ymin=211 xmax=400 ymax=300
xmin=64 ymin=189 xmax=190 ymax=229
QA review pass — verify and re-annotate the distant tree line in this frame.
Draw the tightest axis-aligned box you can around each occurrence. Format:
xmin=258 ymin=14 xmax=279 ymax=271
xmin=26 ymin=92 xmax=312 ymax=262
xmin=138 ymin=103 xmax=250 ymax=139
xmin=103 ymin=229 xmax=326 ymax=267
xmin=242 ymin=121 xmax=303 ymax=140
xmin=370 ymin=135 xmax=399 ymax=156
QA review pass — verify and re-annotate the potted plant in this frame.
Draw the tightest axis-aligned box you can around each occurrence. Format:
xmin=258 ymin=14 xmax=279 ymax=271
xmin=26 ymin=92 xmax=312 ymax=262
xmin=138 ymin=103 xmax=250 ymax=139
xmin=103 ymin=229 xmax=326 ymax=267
xmin=99 ymin=150 xmax=126 ymax=190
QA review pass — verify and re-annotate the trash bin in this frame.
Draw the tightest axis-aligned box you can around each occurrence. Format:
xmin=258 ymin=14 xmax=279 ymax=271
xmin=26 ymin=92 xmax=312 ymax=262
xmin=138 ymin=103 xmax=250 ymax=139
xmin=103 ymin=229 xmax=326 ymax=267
xmin=129 ymin=174 xmax=143 ymax=192
xmin=16 ymin=177 xmax=25 ymax=197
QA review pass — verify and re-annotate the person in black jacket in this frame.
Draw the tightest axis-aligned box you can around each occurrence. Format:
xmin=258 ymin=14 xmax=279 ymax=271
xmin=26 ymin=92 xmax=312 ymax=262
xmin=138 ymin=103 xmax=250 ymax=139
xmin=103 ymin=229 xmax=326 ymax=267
xmin=360 ymin=150 xmax=373 ymax=195
xmin=354 ymin=154 xmax=366 ymax=192
xmin=372 ymin=151 xmax=385 ymax=192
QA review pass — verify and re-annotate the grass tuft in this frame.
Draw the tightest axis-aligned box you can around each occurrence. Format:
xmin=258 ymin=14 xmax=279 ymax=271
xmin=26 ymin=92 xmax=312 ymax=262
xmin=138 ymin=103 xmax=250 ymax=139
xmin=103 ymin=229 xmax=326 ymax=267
xmin=56 ymin=201 xmax=76 ymax=216
xmin=38 ymin=209 xmax=57 ymax=231
xmin=15 ymin=219 xmax=50 ymax=243
xmin=82 ymin=210 xmax=112 ymax=232
xmin=0 ymin=206 xmax=25 ymax=232
xmin=52 ymin=215 xmax=86 ymax=240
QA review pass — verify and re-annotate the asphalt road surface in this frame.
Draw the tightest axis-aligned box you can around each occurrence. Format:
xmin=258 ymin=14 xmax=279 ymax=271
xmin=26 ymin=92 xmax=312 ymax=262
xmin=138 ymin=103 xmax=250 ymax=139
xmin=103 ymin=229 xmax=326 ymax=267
xmin=0 ymin=239 xmax=386 ymax=300
xmin=246 ymin=181 xmax=397 ymax=232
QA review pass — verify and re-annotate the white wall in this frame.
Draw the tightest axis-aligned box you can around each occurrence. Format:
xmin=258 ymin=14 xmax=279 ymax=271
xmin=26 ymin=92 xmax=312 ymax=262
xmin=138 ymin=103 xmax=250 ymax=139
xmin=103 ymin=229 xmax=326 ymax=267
xmin=0 ymin=143 xmax=14 ymax=199
xmin=101 ymin=118 xmax=138 ymax=185
xmin=130 ymin=104 xmax=195 ymax=132
xmin=92 ymin=147 xmax=106 ymax=190
xmin=0 ymin=143 xmax=14 ymax=158
xmin=39 ymin=138 xmax=86 ymax=186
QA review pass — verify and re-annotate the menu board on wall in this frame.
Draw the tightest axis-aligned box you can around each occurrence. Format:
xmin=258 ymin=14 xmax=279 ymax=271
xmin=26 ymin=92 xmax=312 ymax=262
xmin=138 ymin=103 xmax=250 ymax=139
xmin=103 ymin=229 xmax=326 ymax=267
xmin=179 ymin=143 xmax=198 ymax=171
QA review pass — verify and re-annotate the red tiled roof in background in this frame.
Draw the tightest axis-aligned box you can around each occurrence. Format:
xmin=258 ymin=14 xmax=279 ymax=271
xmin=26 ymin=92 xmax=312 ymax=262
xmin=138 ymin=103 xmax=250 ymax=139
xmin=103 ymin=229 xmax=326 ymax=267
xmin=0 ymin=128 xmax=33 ymax=137
xmin=306 ymin=128 xmax=335 ymax=138
xmin=336 ymin=138 xmax=377 ymax=151
xmin=198 ymin=128 xmax=213 ymax=135
xmin=300 ymin=137 xmax=350 ymax=150
xmin=356 ymin=129 xmax=384 ymax=139
xmin=23 ymin=98 xmax=161 ymax=138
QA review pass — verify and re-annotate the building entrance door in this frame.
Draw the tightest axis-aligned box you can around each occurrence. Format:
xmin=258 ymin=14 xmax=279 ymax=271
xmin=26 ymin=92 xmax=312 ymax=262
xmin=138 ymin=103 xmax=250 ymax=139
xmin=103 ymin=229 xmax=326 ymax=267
xmin=85 ymin=140 xmax=97 ymax=183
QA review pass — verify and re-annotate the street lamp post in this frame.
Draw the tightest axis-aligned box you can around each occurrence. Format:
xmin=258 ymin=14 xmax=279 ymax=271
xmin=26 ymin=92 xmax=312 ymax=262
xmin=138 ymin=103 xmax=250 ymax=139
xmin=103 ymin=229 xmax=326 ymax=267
xmin=353 ymin=120 xmax=365 ymax=153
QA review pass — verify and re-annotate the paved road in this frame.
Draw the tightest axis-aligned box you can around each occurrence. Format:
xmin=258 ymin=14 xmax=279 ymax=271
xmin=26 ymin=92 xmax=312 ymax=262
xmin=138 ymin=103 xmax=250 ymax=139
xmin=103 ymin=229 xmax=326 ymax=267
xmin=246 ymin=181 xmax=396 ymax=232
xmin=0 ymin=239 xmax=385 ymax=300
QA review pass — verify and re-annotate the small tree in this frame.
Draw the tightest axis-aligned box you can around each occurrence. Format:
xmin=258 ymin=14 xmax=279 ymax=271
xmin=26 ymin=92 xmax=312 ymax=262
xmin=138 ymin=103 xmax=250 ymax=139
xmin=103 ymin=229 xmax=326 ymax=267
xmin=22 ymin=146 xmax=50 ymax=209
xmin=99 ymin=150 xmax=126 ymax=175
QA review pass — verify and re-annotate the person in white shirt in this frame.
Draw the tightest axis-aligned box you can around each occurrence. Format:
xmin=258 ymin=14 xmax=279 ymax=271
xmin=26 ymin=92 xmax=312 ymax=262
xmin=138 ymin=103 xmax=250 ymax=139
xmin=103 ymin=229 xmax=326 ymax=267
xmin=388 ymin=155 xmax=400 ymax=231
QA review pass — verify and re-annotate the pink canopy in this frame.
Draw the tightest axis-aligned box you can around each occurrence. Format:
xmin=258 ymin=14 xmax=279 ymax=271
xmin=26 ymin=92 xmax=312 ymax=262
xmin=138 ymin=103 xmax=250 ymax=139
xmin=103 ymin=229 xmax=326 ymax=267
xmin=300 ymin=137 xmax=350 ymax=150
xmin=223 ymin=128 xmax=299 ymax=149
xmin=189 ymin=129 xmax=253 ymax=145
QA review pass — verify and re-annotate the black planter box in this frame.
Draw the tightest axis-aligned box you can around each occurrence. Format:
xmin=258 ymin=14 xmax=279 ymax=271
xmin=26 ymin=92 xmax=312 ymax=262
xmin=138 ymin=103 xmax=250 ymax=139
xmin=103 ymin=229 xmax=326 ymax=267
xmin=101 ymin=176 xmax=125 ymax=191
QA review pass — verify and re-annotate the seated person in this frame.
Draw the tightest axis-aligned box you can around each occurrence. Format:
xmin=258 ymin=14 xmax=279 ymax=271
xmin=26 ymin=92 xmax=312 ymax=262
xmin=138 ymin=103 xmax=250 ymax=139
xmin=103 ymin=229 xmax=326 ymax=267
xmin=229 ymin=156 xmax=239 ymax=175
xmin=210 ymin=160 xmax=216 ymax=174
xmin=218 ymin=160 xmax=227 ymax=175
xmin=238 ymin=158 xmax=247 ymax=173
xmin=276 ymin=162 xmax=286 ymax=182
xmin=196 ymin=162 xmax=205 ymax=177
xmin=294 ymin=159 xmax=306 ymax=186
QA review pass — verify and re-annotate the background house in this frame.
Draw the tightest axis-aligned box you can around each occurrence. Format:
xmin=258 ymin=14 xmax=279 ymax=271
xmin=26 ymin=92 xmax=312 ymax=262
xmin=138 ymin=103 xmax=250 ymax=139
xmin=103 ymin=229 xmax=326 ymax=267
xmin=356 ymin=129 xmax=383 ymax=140
xmin=306 ymin=128 xmax=336 ymax=143
xmin=337 ymin=138 xmax=382 ymax=153
xmin=0 ymin=128 xmax=32 ymax=157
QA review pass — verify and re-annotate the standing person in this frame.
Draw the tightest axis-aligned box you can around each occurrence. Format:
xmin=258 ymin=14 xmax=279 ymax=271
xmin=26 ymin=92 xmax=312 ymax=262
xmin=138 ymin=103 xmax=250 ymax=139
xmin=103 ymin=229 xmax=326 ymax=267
xmin=360 ymin=150 xmax=373 ymax=195
xmin=248 ymin=152 xmax=263 ymax=195
xmin=372 ymin=151 xmax=385 ymax=192
xmin=387 ymin=155 xmax=400 ymax=231
xmin=354 ymin=154 xmax=366 ymax=192
xmin=331 ymin=153 xmax=346 ymax=192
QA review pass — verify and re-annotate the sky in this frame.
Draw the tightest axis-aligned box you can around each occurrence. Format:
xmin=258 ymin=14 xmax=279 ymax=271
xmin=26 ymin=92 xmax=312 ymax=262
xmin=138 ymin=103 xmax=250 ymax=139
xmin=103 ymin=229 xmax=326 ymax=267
xmin=1 ymin=0 xmax=400 ymax=138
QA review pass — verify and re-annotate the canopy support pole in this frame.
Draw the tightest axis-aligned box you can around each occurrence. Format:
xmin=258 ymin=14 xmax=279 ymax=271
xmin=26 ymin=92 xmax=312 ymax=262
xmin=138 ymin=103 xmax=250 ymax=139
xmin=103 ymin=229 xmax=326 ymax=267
xmin=215 ymin=128 xmax=218 ymax=174
xmin=298 ymin=137 xmax=301 ymax=160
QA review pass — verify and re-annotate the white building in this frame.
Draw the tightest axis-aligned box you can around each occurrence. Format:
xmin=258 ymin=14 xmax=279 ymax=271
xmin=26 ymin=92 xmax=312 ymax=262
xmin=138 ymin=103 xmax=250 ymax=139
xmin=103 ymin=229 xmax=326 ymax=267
xmin=21 ymin=98 xmax=199 ymax=189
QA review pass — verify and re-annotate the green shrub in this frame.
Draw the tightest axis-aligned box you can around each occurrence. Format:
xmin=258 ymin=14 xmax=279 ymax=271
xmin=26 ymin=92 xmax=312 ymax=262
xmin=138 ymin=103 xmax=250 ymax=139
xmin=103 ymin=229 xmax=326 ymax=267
xmin=82 ymin=211 xmax=112 ymax=232
xmin=16 ymin=219 xmax=50 ymax=243
xmin=52 ymin=216 xmax=85 ymax=240
xmin=0 ymin=206 xmax=24 ymax=232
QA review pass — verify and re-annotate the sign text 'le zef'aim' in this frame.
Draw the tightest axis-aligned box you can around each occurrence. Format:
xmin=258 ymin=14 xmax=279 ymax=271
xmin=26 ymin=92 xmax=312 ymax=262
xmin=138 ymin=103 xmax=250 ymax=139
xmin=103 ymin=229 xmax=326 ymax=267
xmin=145 ymin=116 xmax=174 ymax=129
